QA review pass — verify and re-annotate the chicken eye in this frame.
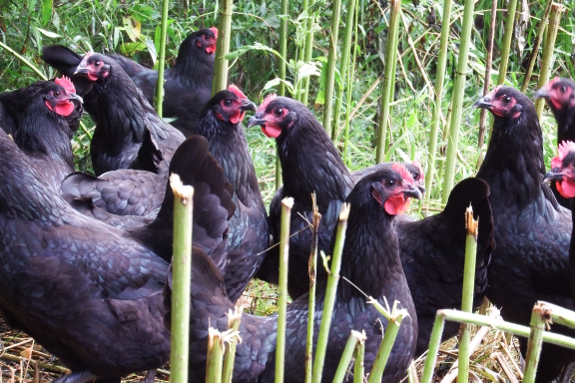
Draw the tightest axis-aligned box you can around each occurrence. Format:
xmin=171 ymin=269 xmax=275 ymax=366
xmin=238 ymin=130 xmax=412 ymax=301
xmin=274 ymin=108 xmax=283 ymax=117
xmin=54 ymin=91 xmax=61 ymax=96
xmin=561 ymin=85 xmax=567 ymax=93
xmin=387 ymin=179 xmax=395 ymax=187
xmin=502 ymin=95 xmax=511 ymax=103
xmin=94 ymin=61 xmax=101 ymax=67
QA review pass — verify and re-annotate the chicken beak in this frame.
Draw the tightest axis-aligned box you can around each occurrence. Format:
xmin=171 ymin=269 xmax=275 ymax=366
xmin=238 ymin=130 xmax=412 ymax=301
xmin=402 ymin=185 xmax=423 ymax=200
xmin=543 ymin=170 xmax=565 ymax=184
xmin=247 ymin=115 xmax=266 ymax=128
xmin=240 ymin=100 xmax=257 ymax=113
xmin=534 ymin=86 xmax=551 ymax=101
xmin=74 ymin=66 xmax=89 ymax=76
xmin=69 ymin=93 xmax=84 ymax=104
xmin=473 ymin=96 xmax=493 ymax=110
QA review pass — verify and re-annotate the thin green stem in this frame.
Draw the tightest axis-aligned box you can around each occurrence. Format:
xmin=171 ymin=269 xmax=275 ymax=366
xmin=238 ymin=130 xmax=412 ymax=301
xmin=375 ymin=0 xmax=401 ymax=163
xmin=523 ymin=303 xmax=548 ymax=383
xmin=343 ymin=0 xmax=359 ymax=166
xmin=169 ymin=175 xmax=193 ymax=383
xmin=206 ymin=328 xmax=224 ymax=383
xmin=496 ymin=0 xmax=518 ymax=85
xmin=212 ymin=0 xmax=233 ymax=95
xmin=332 ymin=331 xmax=362 ymax=383
xmin=521 ymin=0 xmax=552 ymax=93
xmin=278 ymin=0 xmax=288 ymax=96
xmin=312 ymin=204 xmax=350 ymax=383
xmin=301 ymin=2 xmax=316 ymax=106
xmin=154 ymin=0 xmax=170 ymax=116
xmin=420 ymin=314 xmax=446 ymax=383
xmin=0 ymin=41 xmax=47 ymax=80
xmin=305 ymin=195 xmax=320 ymax=383
xmin=222 ymin=308 xmax=242 ymax=383
xmin=441 ymin=0 xmax=475 ymax=203
xmin=322 ymin=0 xmax=343 ymax=137
xmin=353 ymin=333 xmax=365 ymax=383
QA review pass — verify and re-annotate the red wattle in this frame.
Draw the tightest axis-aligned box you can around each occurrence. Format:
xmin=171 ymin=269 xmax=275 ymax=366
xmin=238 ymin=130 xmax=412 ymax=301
xmin=558 ymin=179 xmax=575 ymax=199
xmin=55 ymin=101 xmax=75 ymax=117
xmin=384 ymin=194 xmax=407 ymax=215
xmin=206 ymin=46 xmax=216 ymax=54
xmin=261 ymin=125 xmax=282 ymax=139
xmin=88 ymin=73 xmax=98 ymax=82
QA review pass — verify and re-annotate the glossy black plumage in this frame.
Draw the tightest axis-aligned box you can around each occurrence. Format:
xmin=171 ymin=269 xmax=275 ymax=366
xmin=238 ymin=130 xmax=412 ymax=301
xmin=191 ymin=87 xmax=268 ymax=302
xmin=535 ymin=78 xmax=575 ymax=207
xmin=0 ymin=79 xmax=84 ymax=136
xmin=475 ymin=86 xmax=575 ymax=382
xmin=248 ymin=96 xmax=494 ymax=355
xmin=109 ymin=28 xmax=217 ymax=137
xmin=41 ymin=47 xmax=185 ymax=177
xmin=177 ymin=166 xmax=419 ymax=382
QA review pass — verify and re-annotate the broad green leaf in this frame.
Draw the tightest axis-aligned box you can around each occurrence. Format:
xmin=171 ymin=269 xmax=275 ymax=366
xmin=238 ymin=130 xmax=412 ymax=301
xmin=36 ymin=27 xmax=61 ymax=39
xmin=28 ymin=0 xmax=37 ymax=15
xmin=120 ymin=41 xmax=147 ymax=55
xmin=122 ymin=18 xmax=141 ymax=42
xmin=41 ymin=0 xmax=52 ymax=25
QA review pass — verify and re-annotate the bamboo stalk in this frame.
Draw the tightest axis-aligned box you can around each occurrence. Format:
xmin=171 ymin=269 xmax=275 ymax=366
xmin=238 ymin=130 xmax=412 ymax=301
xmin=521 ymin=0 xmax=553 ymax=93
xmin=496 ymin=0 xmax=519 ymax=85
xmin=331 ymin=0 xmax=357 ymax=141
xmin=275 ymin=197 xmax=294 ymax=382
xmin=0 ymin=41 xmax=47 ymax=80
xmin=353 ymin=332 xmax=365 ymax=383
xmin=154 ymin=0 xmax=170 ymax=116
xmin=323 ymin=0 xmax=343 ymax=138
xmin=311 ymin=204 xmax=350 ymax=383
xmin=441 ymin=0 xmax=475 ymax=203
xmin=301 ymin=0 xmax=316 ymax=106
xmin=343 ymin=0 xmax=359 ymax=166
xmin=523 ymin=303 xmax=549 ymax=383
xmin=305 ymin=194 xmax=321 ymax=383
xmin=169 ymin=174 xmax=194 ymax=383
xmin=476 ymin=0 xmax=497 ymax=168
xmin=535 ymin=3 xmax=563 ymax=118
xmin=206 ymin=328 xmax=224 ymax=383
xmin=212 ymin=0 xmax=233 ymax=95
xmin=457 ymin=206 xmax=479 ymax=383
xmin=538 ymin=301 xmax=575 ymax=329
xmin=278 ymin=0 xmax=288 ymax=97
xmin=333 ymin=331 xmax=363 ymax=383
xmin=222 ymin=308 xmax=242 ymax=383
xmin=375 ymin=0 xmax=401 ymax=163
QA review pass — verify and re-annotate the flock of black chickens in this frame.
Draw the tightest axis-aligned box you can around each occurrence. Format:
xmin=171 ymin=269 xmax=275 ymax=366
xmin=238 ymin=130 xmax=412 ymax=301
xmin=1 ymin=25 xmax=575 ymax=383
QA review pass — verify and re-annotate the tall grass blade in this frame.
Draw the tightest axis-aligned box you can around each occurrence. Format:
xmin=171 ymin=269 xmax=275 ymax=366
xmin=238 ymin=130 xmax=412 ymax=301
xmin=169 ymin=174 xmax=194 ymax=383
xmin=275 ymin=197 xmax=294 ymax=383
xmin=305 ymin=194 xmax=321 ymax=383
xmin=496 ymin=0 xmax=519 ymax=85
xmin=153 ymin=0 xmax=170 ymax=117
xmin=523 ymin=303 xmax=549 ymax=383
xmin=212 ymin=0 xmax=233 ymax=95
xmin=441 ymin=0 xmax=475 ymax=203
xmin=323 ymin=0 xmax=343 ymax=138
xmin=535 ymin=3 xmax=563 ymax=118
xmin=521 ymin=0 xmax=553 ymax=93
xmin=375 ymin=0 xmax=401 ymax=163
xmin=311 ymin=204 xmax=350 ymax=383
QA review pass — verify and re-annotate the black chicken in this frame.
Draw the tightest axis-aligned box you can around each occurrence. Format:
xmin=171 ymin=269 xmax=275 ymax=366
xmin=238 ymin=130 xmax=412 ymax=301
xmin=109 ymin=27 xmax=217 ymax=137
xmin=12 ymin=77 xmax=83 ymax=190
xmin=0 ymin=77 xmax=84 ymax=136
xmin=475 ymin=85 xmax=575 ymax=382
xmin=191 ymin=84 xmax=268 ymax=302
xmin=41 ymin=48 xmax=185 ymax=177
xmin=176 ymin=164 xmax=420 ymax=382
xmin=535 ymin=77 xmax=575 ymax=207
xmin=0 ymin=129 xmax=233 ymax=383
xmin=248 ymin=95 xmax=494 ymax=355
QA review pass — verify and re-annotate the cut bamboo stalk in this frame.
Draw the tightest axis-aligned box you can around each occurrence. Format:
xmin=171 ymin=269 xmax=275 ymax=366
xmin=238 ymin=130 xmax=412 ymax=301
xmin=311 ymin=204 xmax=350 ymax=383
xmin=353 ymin=332 xmax=365 ymax=383
xmin=276 ymin=197 xmax=294 ymax=382
xmin=523 ymin=303 xmax=549 ymax=383
xmin=154 ymin=0 xmax=170 ymax=116
xmin=323 ymin=0 xmax=343 ymax=138
xmin=538 ymin=301 xmax=575 ymax=329
xmin=375 ymin=0 xmax=401 ymax=163
xmin=521 ymin=0 xmax=553 ymax=93
xmin=222 ymin=308 xmax=242 ymax=383
xmin=333 ymin=331 xmax=364 ymax=383
xmin=496 ymin=0 xmax=519 ymax=85
xmin=305 ymin=194 xmax=321 ymax=383
xmin=212 ymin=0 xmax=233 ymax=95
xmin=441 ymin=0 xmax=476 ymax=203
xmin=169 ymin=174 xmax=193 ymax=383
xmin=206 ymin=328 xmax=224 ymax=383
xmin=535 ymin=3 xmax=563 ymax=118
xmin=278 ymin=0 xmax=288 ymax=97
xmin=332 ymin=0 xmax=357 ymax=141
xmin=457 ymin=206 xmax=479 ymax=383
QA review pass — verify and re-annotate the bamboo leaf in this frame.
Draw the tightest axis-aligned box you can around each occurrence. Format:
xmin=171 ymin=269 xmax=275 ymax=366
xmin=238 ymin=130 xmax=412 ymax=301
xmin=41 ymin=0 xmax=52 ymax=25
xmin=35 ymin=27 xmax=60 ymax=38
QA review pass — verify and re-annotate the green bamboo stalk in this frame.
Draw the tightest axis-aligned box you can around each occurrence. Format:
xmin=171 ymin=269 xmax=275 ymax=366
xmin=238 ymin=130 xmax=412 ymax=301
xmin=331 ymin=0 xmax=357 ymax=141
xmin=322 ymin=0 xmax=343 ymax=137
xmin=496 ymin=0 xmax=519 ymax=85
xmin=375 ymin=0 xmax=401 ymax=163
xmin=333 ymin=331 xmax=363 ymax=383
xmin=311 ymin=204 xmax=350 ymax=383
xmin=343 ymin=0 xmax=359 ymax=166
xmin=305 ymin=194 xmax=321 ymax=383
xmin=301 ymin=1 xmax=316 ymax=106
xmin=278 ymin=0 xmax=288 ymax=96
xmin=206 ymin=328 xmax=224 ymax=383
xmin=154 ymin=0 xmax=170 ymax=117
xmin=0 ymin=41 xmax=47 ymax=80
xmin=420 ymin=314 xmax=446 ymax=383
xmin=367 ymin=301 xmax=406 ymax=383
xmin=541 ymin=301 xmax=575 ymax=329
xmin=457 ymin=206 xmax=479 ymax=383
xmin=521 ymin=0 xmax=553 ymax=93
xmin=222 ymin=308 xmax=242 ymax=383
xmin=169 ymin=174 xmax=193 ymax=383
xmin=353 ymin=331 xmax=366 ymax=383
xmin=441 ymin=0 xmax=475 ymax=203
xmin=275 ymin=197 xmax=294 ymax=383
xmin=523 ymin=303 xmax=549 ymax=383
xmin=212 ymin=0 xmax=233 ymax=95
xmin=535 ymin=3 xmax=563 ymax=118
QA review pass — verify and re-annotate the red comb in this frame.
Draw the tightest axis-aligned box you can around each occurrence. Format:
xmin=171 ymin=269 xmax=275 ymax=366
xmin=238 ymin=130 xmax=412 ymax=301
xmin=55 ymin=76 xmax=76 ymax=94
xmin=392 ymin=163 xmax=414 ymax=184
xmin=257 ymin=93 xmax=277 ymax=114
xmin=228 ymin=84 xmax=247 ymax=99
xmin=553 ymin=141 xmax=575 ymax=169
xmin=210 ymin=27 xmax=218 ymax=39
